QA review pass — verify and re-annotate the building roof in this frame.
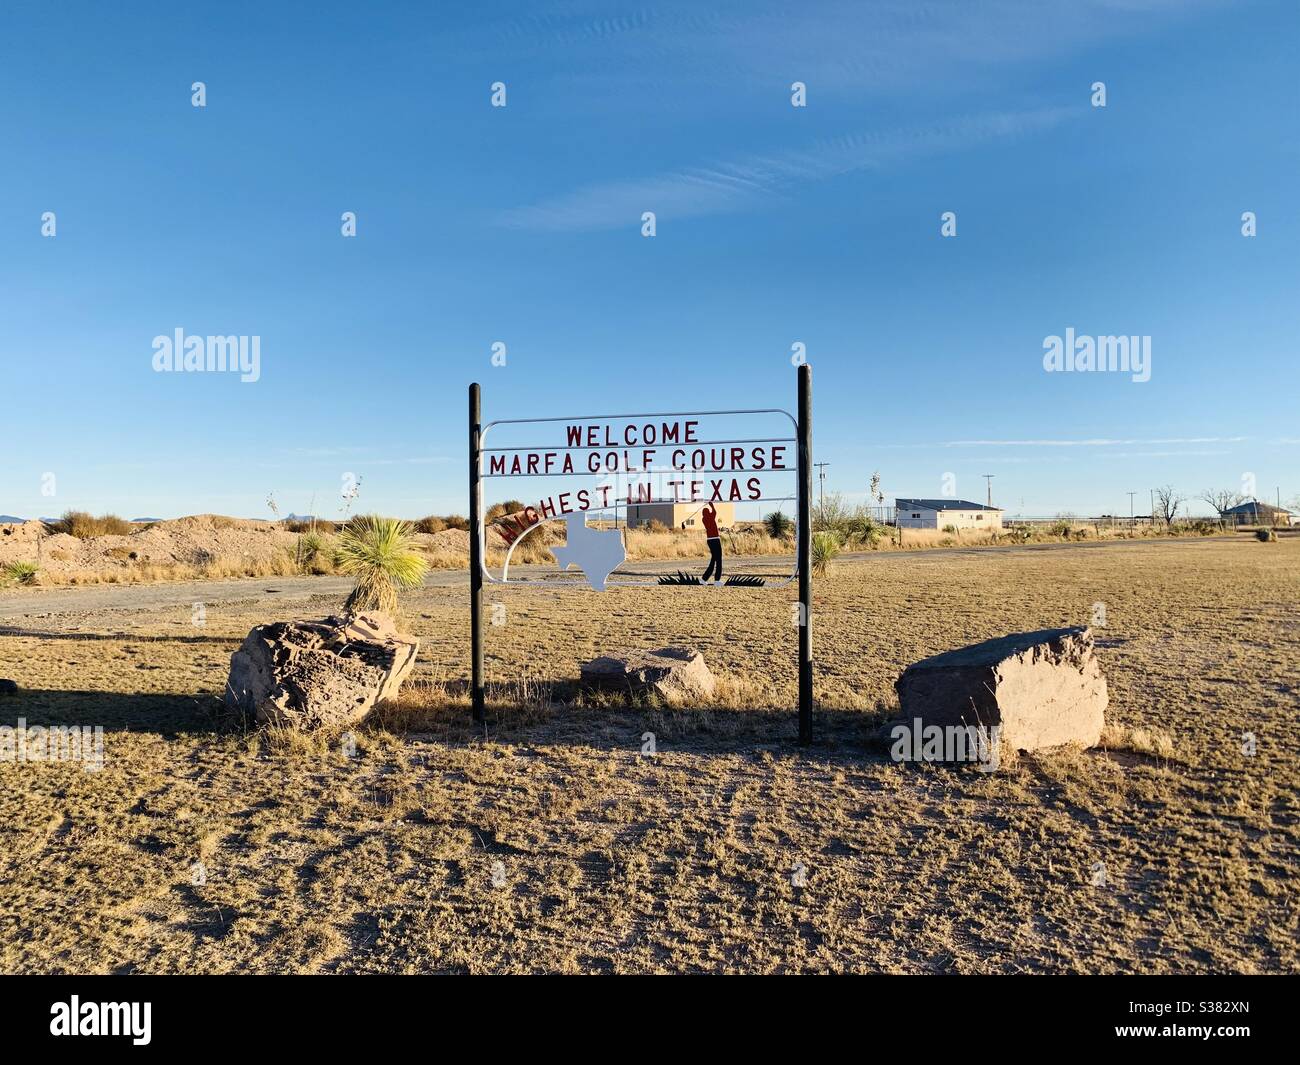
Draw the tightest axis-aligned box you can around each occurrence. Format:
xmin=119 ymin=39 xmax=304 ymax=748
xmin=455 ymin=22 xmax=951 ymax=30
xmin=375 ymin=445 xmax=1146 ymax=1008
xmin=894 ymin=498 xmax=1004 ymax=512
xmin=1222 ymin=499 xmax=1292 ymax=515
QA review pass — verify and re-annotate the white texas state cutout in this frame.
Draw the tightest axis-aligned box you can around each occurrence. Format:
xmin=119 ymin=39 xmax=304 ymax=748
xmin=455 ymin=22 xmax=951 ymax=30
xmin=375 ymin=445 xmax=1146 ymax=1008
xmin=549 ymin=513 xmax=626 ymax=591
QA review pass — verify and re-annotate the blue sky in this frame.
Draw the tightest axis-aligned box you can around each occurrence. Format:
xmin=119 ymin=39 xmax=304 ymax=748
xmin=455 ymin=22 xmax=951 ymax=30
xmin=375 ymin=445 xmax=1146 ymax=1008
xmin=1 ymin=0 xmax=1296 ymax=521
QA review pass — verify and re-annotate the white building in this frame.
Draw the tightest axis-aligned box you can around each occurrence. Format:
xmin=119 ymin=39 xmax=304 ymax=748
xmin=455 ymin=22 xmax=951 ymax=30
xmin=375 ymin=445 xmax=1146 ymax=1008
xmin=894 ymin=498 xmax=1004 ymax=530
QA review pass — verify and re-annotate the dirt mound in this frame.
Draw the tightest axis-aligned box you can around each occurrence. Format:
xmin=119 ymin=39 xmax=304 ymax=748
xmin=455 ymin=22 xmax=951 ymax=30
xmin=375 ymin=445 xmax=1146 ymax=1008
xmin=423 ymin=528 xmax=474 ymax=552
xmin=0 ymin=516 xmax=299 ymax=580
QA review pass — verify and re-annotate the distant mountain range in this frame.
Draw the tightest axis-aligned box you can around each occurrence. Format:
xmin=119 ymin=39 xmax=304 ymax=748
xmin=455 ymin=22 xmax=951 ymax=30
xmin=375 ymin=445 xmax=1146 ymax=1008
xmin=0 ymin=515 xmax=26 ymax=524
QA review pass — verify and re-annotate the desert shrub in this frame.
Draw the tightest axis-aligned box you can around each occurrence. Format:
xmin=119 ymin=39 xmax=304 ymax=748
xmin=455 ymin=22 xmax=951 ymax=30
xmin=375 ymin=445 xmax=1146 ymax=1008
xmin=287 ymin=518 xmax=340 ymax=533
xmin=294 ymin=531 xmax=332 ymax=573
xmin=942 ymin=523 xmax=958 ymax=535
xmin=811 ymin=531 xmax=840 ymax=576
xmin=47 ymin=510 xmax=133 ymax=538
xmin=644 ymin=519 xmax=670 ymax=534
xmin=335 ymin=515 xmax=429 ymax=615
xmin=413 ymin=514 xmax=471 ymax=533
xmin=2 ymin=560 xmax=39 ymax=586
xmin=764 ymin=510 xmax=793 ymax=539
xmin=813 ymin=494 xmax=888 ymax=549
xmin=812 ymin=493 xmax=851 ymax=534
xmin=846 ymin=519 xmax=882 ymax=549
xmin=1256 ymin=527 xmax=1277 ymax=542
xmin=414 ymin=514 xmax=468 ymax=533
xmin=1048 ymin=519 xmax=1074 ymax=538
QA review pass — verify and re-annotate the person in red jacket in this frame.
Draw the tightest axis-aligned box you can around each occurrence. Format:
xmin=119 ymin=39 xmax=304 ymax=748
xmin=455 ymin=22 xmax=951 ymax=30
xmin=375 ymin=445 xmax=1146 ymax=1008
xmin=700 ymin=502 xmax=723 ymax=585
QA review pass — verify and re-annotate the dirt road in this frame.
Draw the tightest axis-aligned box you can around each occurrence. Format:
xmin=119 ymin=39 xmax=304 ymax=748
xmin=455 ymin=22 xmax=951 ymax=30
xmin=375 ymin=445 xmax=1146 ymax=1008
xmin=0 ymin=534 xmax=1243 ymax=623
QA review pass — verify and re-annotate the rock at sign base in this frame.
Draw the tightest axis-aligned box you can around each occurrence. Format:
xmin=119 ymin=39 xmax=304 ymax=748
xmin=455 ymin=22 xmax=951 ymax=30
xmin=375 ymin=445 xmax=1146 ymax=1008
xmin=581 ymin=647 xmax=715 ymax=704
xmin=225 ymin=613 xmax=419 ymax=730
xmin=894 ymin=626 xmax=1106 ymax=753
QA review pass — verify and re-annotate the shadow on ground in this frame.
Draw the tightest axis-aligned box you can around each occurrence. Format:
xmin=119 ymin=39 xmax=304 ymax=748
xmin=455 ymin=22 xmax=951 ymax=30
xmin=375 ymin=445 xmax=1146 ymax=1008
xmin=0 ymin=626 xmax=228 ymax=645
xmin=0 ymin=688 xmax=222 ymax=735
xmin=375 ymin=676 xmax=896 ymax=760
xmin=0 ymin=677 xmax=894 ymax=757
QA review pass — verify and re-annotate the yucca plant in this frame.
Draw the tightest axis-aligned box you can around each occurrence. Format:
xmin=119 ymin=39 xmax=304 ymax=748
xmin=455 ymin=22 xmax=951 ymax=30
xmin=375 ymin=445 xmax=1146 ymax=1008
xmin=292 ymin=531 xmax=335 ymax=574
xmin=811 ymin=531 xmax=840 ymax=577
xmin=3 ymin=560 xmax=39 ymax=586
xmin=764 ymin=510 xmax=793 ymax=539
xmin=334 ymin=515 xmax=429 ymax=616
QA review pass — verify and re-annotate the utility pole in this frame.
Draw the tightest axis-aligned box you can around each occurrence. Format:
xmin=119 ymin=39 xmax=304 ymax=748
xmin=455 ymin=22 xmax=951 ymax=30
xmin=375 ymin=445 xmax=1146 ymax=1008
xmin=814 ymin=462 xmax=829 ymax=510
xmin=982 ymin=474 xmax=994 ymax=508
xmin=1127 ymin=491 xmax=1136 ymax=525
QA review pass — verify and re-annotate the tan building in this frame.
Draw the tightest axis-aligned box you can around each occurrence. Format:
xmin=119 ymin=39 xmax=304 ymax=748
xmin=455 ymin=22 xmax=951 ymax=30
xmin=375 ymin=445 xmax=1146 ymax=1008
xmin=626 ymin=501 xmax=736 ymax=530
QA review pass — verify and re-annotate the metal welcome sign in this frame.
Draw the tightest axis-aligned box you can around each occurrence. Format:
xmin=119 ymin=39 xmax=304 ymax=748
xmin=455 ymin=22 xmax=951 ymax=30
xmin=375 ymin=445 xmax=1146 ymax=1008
xmin=469 ymin=365 xmax=813 ymax=742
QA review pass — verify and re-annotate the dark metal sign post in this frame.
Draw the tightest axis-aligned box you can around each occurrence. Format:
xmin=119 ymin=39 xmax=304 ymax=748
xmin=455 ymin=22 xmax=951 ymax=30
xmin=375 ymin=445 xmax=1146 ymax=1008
xmin=468 ymin=365 xmax=813 ymax=742
xmin=797 ymin=363 xmax=813 ymax=745
xmin=469 ymin=382 xmax=486 ymax=724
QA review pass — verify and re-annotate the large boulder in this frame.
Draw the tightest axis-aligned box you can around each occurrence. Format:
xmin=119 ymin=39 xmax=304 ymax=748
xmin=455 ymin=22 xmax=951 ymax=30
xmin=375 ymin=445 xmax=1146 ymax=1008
xmin=581 ymin=647 xmax=715 ymax=704
xmin=225 ymin=613 xmax=418 ymax=730
xmin=894 ymin=626 xmax=1106 ymax=752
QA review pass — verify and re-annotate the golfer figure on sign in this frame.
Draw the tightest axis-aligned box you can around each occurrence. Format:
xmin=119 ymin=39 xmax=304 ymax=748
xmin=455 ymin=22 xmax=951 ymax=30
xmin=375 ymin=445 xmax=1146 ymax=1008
xmin=700 ymin=502 xmax=723 ymax=586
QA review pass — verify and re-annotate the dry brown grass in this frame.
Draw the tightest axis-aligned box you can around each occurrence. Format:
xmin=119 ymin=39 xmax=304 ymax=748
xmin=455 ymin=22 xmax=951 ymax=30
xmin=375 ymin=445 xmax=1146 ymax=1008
xmin=1099 ymin=723 xmax=1178 ymax=762
xmin=623 ymin=527 xmax=788 ymax=559
xmin=415 ymin=515 xmax=469 ymax=533
xmin=18 ymin=553 xmax=306 ymax=586
xmin=46 ymin=511 xmax=135 ymax=538
xmin=1 ymin=538 xmax=1296 ymax=974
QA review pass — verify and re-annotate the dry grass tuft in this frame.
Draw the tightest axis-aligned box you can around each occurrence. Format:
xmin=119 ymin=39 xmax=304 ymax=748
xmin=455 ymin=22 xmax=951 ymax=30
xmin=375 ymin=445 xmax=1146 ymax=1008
xmin=46 ymin=510 xmax=134 ymax=538
xmin=1100 ymin=723 xmax=1178 ymax=761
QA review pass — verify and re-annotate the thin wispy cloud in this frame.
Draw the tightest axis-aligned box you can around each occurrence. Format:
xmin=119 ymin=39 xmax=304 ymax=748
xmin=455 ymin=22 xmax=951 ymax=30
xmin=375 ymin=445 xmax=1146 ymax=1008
xmin=260 ymin=454 xmax=451 ymax=468
xmin=475 ymin=1 xmax=1235 ymax=96
xmin=1101 ymin=450 xmax=1233 ymax=458
xmin=499 ymin=107 xmax=1075 ymax=231
xmin=490 ymin=0 xmax=1233 ymax=231
xmin=941 ymin=437 xmax=1248 ymax=448
xmin=870 ymin=436 xmax=1249 ymax=450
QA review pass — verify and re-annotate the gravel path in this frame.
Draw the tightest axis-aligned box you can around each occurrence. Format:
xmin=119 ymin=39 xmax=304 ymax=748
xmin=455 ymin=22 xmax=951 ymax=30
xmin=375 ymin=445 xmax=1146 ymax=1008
xmin=0 ymin=535 xmax=1242 ymax=622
